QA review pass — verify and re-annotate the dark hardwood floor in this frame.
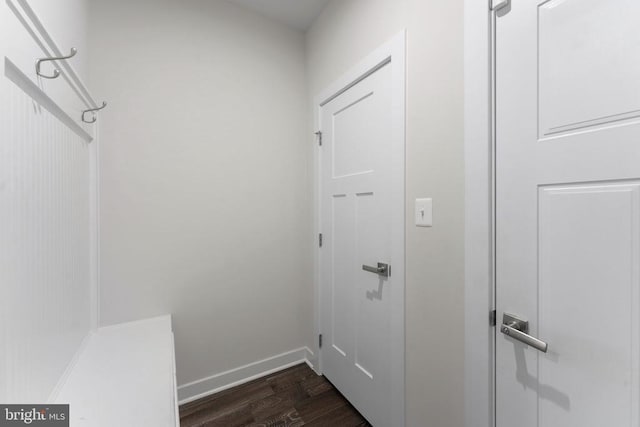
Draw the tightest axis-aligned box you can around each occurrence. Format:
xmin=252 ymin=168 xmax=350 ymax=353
xmin=179 ymin=363 xmax=371 ymax=427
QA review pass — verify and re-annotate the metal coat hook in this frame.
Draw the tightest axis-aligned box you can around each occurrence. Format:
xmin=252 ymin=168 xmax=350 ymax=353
xmin=36 ymin=48 xmax=77 ymax=79
xmin=82 ymin=102 xmax=107 ymax=124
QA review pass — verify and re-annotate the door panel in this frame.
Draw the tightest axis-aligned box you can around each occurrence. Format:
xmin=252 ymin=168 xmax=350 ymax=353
xmin=496 ymin=0 xmax=640 ymax=425
xmin=331 ymin=194 xmax=355 ymax=357
xmin=333 ymin=92 xmax=378 ymax=178
xmin=354 ymin=191 xmax=390 ymax=382
xmin=538 ymin=183 xmax=640 ymax=426
xmin=319 ymin=61 xmax=397 ymax=426
xmin=538 ymin=0 xmax=640 ymax=138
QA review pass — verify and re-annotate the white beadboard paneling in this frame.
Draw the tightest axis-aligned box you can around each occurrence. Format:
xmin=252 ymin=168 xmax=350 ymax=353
xmin=0 ymin=78 xmax=92 ymax=402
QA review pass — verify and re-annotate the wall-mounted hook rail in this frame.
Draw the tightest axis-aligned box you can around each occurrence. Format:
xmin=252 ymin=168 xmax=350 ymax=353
xmin=36 ymin=47 xmax=77 ymax=79
xmin=82 ymin=102 xmax=107 ymax=124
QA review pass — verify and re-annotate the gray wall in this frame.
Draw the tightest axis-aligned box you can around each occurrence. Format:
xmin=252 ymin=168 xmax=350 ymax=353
xmin=87 ymin=0 xmax=465 ymax=423
xmin=306 ymin=0 xmax=465 ymax=425
xmin=87 ymin=0 xmax=314 ymax=387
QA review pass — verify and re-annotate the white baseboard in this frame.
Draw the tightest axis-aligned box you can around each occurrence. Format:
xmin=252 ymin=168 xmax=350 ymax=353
xmin=178 ymin=346 xmax=316 ymax=405
xmin=304 ymin=347 xmax=317 ymax=372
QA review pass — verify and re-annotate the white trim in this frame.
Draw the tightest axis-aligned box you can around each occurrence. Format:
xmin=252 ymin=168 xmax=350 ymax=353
xmin=90 ymin=120 xmax=101 ymax=329
xmin=4 ymin=57 xmax=93 ymax=142
xmin=170 ymin=331 xmax=180 ymax=427
xmin=313 ymin=30 xmax=406 ymax=427
xmin=303 ymin=347 xmax=316 ymax=371
xmin=464 ymin=1 xmax=495 ymax=427
xmin=8 ymin=0 xmax=99 ymax=110
xmin=177 ymin=347 xmax=314 ymax=405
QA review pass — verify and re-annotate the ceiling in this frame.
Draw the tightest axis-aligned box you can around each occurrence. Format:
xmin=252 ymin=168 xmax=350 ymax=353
xmin=227 ymin=0 xmax=331 ymax=31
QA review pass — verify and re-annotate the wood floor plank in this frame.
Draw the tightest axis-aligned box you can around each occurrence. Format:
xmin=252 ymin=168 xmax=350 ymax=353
xmin=247 ymin=408 xmax=304 ymax=427
xmin=266 ymin=364 xmax=316 ymax=394
xmin=180 ymin=379 xmax=272 ymax=417
xmin=180 ymin=363 xmax=368 ymax=427
xmin=300 ymin=374 xmax=333 ymax=397
xmin=295 ymin=389 xmax=349 ymax=423
xmin=199 ymin=405 xmax=255 ymax=427
xmin=180 ymin=382 xmax=273 ymax=426
xmin=250 ymin=394 xmax=296 ymax=421
xmin=303 ymin=405 xmax=370 ymax=427
xmin=275 ymin=382 xmax=309 ymax=405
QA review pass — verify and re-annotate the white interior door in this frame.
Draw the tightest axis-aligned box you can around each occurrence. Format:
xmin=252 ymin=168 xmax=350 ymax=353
xmin=495 ymin=0 xmax=640 ymax=425
xmin=317 ymin=38 xmax=404 ymax=427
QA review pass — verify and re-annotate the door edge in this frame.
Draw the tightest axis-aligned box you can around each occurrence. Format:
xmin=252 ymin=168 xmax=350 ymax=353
xmin=464 ymin=1 xmax=496 ymax=427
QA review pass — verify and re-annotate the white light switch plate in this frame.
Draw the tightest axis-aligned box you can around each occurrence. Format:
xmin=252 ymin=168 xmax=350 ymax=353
xmin=415 ymin=198 xmax=432 ymax=227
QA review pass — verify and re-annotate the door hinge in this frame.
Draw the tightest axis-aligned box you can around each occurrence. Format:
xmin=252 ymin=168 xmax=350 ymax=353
xmin=319 ymin=334 xmax=323 ymax=348
xmin=315 ymin=131 xmax=322 ymax=146
xmin=491 ymin=0 xmax=510 ymax=12
xmin=490 ymin=310 xmax=497 ymax=327
xmin=319 ymin=233 xmax=323 ymax=248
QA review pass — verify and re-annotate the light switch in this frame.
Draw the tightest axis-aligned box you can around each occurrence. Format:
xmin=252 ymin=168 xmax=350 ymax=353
xmin=415 ymin=198 xmax=432 ymax=227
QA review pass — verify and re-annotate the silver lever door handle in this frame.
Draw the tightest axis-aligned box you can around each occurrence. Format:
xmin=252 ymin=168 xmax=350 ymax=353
xmin=500 ymin=313 xmax=548 ymax=353
xmin=362 ymin=262 xmax=390 ymax=278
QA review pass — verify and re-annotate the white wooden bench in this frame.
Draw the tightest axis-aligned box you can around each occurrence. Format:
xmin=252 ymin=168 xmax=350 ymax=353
xmin=53 ymin=316 xmax=179 ymax=426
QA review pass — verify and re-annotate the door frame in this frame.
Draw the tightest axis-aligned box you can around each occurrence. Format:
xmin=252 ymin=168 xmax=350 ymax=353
xmin=464 ymin=1 xmax=497 ymax=427
xmin=312 ymin=30 xmax=406 ymax=426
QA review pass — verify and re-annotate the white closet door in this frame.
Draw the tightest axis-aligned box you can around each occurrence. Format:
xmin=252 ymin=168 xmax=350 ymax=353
xmin=495 ymin=0 xmax=640 ymax=425
xmin=318 ymin=34 xmax=405 ymax=426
